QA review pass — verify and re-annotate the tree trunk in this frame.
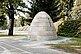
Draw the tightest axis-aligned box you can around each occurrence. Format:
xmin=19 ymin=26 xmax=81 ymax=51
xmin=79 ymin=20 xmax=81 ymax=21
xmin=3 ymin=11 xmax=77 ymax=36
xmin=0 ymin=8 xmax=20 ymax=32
xmin=8 ymin=0 xmax=14 ymax=36
xmin=8 ymin=17 xmax=14 ymax=35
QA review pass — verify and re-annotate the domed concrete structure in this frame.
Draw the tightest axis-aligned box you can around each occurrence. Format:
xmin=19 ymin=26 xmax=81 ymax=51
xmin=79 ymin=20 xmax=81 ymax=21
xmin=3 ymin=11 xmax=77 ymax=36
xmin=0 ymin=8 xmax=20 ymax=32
xmin=28 ymin=11 xmax=57 ymax=40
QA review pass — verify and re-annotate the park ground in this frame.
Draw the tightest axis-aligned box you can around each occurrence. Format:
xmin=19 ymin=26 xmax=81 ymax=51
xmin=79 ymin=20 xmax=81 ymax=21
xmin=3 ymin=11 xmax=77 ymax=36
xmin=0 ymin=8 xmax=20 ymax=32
xmin=0 ymin=30 xmax=80 ymax=54
xmin=0 ymin=36 xmax=73 ymax=54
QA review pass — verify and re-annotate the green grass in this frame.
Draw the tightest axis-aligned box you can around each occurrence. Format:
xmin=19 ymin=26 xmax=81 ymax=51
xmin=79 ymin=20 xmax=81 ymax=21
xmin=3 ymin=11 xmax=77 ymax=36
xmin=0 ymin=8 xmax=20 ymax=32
xmin=0 ymin=34 xmax=26 ymax=37
xmin=48 ymin=37 xmax=81 ymax=54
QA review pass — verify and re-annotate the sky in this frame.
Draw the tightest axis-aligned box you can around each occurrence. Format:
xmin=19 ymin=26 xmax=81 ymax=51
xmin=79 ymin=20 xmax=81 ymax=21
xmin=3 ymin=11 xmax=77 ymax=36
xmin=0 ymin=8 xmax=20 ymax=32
xmin=14 ymin=0 xmax=31 ymax=19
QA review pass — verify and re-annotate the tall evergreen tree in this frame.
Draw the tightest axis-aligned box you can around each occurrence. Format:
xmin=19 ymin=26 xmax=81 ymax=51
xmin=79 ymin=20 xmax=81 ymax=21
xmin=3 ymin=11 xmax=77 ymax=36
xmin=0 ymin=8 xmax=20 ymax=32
xmin=0 ymin=0 xmax=27 ymax=35
xmin=27 ymin=0 xmax=63 ymax=22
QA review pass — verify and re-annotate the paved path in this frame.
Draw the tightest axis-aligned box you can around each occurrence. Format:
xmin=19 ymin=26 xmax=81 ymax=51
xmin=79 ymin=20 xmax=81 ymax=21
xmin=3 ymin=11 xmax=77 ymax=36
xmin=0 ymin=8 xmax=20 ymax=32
xmin=0 ymin=37 xmax=73 ymax=54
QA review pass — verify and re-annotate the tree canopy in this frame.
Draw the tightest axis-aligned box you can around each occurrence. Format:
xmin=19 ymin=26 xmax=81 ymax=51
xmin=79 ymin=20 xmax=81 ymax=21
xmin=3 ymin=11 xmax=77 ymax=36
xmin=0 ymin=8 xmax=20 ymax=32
xmin=0 ymin=0 xmax=27 ymax=16
xmin=27 ymin=0 xmax=64 ymax=22
xmin=71 ymin=0 xmax=81 ymax=20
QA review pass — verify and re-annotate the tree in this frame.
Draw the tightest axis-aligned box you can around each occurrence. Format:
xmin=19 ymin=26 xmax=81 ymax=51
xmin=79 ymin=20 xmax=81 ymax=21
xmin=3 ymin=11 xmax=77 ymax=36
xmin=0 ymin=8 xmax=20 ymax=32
xmin=62 ymin=0 xmax=75 ymax=20
xmin=71 ymin=0 xmax=81 ymax=20
xmin=0 ymin=0 xmax=27 ymax=35
xmin=18 ymin=16 xmax=25 ymax=26
xmin=0 ymin=15 xmax=6 ymax=27
xmin=27 ymin=0 xmax=63 ymax=22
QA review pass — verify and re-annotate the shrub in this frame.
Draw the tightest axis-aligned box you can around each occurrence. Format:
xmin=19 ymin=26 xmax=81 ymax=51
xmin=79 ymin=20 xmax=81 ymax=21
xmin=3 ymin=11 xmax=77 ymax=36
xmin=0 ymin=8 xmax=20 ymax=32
xmin=58 ymin=20 xmax=81 ymax=38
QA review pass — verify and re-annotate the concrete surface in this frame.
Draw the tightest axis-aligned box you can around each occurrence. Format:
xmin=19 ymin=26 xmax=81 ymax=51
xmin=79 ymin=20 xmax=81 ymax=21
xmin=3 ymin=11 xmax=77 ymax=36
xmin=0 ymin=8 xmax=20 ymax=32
xmin=28 ymin=11 xmax=57 ymax=40
xmin=0 ymin=37 xmax=73 ymax=54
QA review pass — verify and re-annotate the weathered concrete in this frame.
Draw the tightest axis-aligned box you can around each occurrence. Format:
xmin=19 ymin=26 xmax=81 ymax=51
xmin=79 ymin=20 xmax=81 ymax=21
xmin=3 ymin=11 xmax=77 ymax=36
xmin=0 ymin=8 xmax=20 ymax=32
xmin=28 ymin=11 xmax=57 ymax=40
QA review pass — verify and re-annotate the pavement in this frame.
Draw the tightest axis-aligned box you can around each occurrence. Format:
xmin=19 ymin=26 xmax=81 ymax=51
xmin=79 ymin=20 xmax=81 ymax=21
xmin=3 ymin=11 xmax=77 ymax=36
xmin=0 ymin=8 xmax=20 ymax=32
xmin=0 ymin=37 xmax=73 ymax=54
xmin=0 ymin=30 xmax=73 ymax=54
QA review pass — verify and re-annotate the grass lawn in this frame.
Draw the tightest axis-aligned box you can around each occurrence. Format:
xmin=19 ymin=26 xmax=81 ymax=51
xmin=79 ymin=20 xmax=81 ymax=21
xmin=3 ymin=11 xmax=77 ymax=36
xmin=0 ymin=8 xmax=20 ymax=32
xmin=48 ymin=37 xmax=81 ymax=54
xmin=0 ymin=34 xmax=26 ymax=38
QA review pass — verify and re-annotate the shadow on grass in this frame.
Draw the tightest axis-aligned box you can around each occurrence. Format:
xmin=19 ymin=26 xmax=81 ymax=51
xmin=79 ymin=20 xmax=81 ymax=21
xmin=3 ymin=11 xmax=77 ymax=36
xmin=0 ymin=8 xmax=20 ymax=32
xmin=47 ymin=36 xmax=81 ymax=54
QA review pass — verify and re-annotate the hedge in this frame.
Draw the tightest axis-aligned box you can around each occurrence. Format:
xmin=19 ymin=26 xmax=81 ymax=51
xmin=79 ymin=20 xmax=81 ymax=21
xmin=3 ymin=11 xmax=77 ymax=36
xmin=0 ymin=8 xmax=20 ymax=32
xmin=58 ymin=20 xmax=81 ymax=38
